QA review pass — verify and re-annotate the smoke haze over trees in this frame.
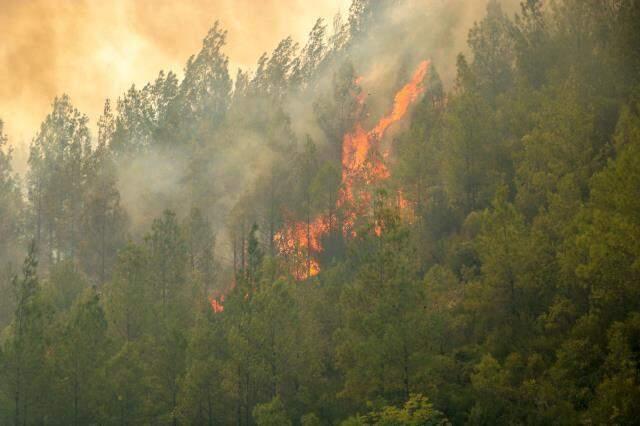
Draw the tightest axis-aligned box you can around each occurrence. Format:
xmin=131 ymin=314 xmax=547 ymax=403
xmin=1 ymin=0 xmax=640 ymax=424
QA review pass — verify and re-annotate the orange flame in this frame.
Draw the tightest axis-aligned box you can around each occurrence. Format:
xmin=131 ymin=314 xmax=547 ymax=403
xmin=277 ymin=60 xmax=430 ymax=279
xmin=274 ymin=215 xmax=329 ymax=280
xmin=210 ymin=294 xmax=225 ymax=313
xmin=373 ymin=61 xmax=430 ymax=139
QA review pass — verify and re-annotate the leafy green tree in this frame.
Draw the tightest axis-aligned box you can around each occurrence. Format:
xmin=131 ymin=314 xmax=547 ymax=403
xmin=311 ymin=161 xmax=341 ymax=235
xmin=27 ymin=95 xmax=91 ymax=266
xmin=110 ymin=69 xmax=179 ymax=155
xmin=251 ymin=277 xmax=299 ymax=401
xmin=295 ymin=137 xmax=319 ymax=278
xmin=2 ymin=2 xmax=640 ymax=425
xmin=104 ymin=341 xmax=149 ymax=425
xmin=560 ymin=99 xmax=640 ymax=318
xmin=467 ymin=0 xmax=514 ymax=100
xmin=336 ymin=192 xmax=425 ymax=403
xmin=443 ymin=76 xmax=498 ymax=214
xmin=294 ymin=18 xmax=328 ymax=89
xmin=44 ymin=260 xmax=87 ymax=312
xmin=510 ymin=0 xmax=550 ymax=89
xmin=183 ymin=208 xmax=217 ymax=301
xmin=246 ymin=223 xmax=264 ymax=286
xmin=146 ymin=210 xmax=188 ymax=313
xmin=369 ymin=394 xmax=449 ymax=426
xmin=588 ymin=314 xmax=640 ymax=424
xmin=111 ymin=85 xmax=155 ymax=155
xmin=142 ymin=211 xmax=191 ymax=424
xmin=4 ymin=243 xmax=52 ymax=425
xmin=301 ymin=412 xmax=322 ymax=426
xmin=177 ymin=307 xmax=228 ymax=425
xmin=474 ymin=188 xmax=555 ymax=353
xmin=0 ymin=120 xmax=22 ymax=266
xmin=80 ymin=100 xmax=128 ymax=284
xmin=314 ymin=61 xmax=361 ymax=161
xmin=50 ymin=288 xmax=110 ymax=425
xmin=467 ymin=355 xmax=513 ymax=424
xmin=253 ymin=396 xmax=291 ymax=426
xmin=105 ymin=243 xmax=149 ymax=343
xmin=514 ymin=81 xmax=598 ymax=219
xmin=180 ymin=21 xmax=231 ymax=129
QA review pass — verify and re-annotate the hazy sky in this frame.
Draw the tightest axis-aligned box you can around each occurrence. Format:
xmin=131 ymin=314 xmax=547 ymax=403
xmin=0 ymin=0 xmax=349 ymax=160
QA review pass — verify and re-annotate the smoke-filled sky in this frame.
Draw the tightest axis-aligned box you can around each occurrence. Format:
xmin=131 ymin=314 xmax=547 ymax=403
xmin=0 ymin=0 xmax=349 ymax=160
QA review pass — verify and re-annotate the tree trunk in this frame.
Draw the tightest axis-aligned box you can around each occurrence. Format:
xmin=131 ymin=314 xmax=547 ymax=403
xmin=306 ymin=208 xmax=311 ymax=279
xmin=100 ymin=205 xmax=106 ymax=285
xmin=403 ymin=342 xmax=410 ymax=400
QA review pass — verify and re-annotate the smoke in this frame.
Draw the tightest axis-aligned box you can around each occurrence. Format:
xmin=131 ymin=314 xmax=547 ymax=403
xmin=207 ymin=0 xmax=526 ymax=264
xmin=2 ymin=0 xmax=522 ymax=252
xmin=116 ymin=127 xmax=280 ymax=242
xmin=284 ymin=0 xmax=521 ymax=151
xmin=0 ymin=0 xmax=349 ymax=172
xmin=339 ymin=0 xmax=520 ymax=104
xmin=116 ymin=150 xmax=190 ymax=234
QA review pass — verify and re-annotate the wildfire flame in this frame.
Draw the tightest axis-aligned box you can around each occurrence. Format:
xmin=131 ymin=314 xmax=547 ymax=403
xmin=274 ymin=215 xmax=329 ymax=280
xmin=276 ymin=60 xmax=430 ymax=279
xmin=210 ymin=294 xmax=225 ymax=313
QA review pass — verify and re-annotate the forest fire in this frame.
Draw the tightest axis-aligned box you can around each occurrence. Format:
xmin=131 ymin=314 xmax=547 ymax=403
xmin=2 ymin=2 xmax=630 ymax=421
xmin=274 ymin=215 xmax=330 ymax=280
xmin=276 ymin=60 xmax=430 ymax=279
xmin=210 ymin=294 xmax=225 ymax=313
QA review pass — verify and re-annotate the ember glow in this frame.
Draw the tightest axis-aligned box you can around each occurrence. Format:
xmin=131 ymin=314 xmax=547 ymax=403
xmin=210 ymin=294 xmax=225 ymax=313
xmin=274 ymin=215 xmax=330 ymax=280
xmin=276 ymin=60 xmax=430 ymax=279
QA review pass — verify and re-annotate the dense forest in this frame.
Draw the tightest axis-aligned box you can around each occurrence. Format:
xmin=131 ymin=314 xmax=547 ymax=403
xmin=1 ymin=0 xmax=640 ymax=424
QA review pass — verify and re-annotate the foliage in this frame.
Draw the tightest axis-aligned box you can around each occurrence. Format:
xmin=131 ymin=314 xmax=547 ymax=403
xmin=1 ymin=1 xmax=640 ymax=424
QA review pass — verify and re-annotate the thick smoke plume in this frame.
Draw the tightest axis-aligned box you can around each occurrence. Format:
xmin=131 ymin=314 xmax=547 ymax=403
xmin=2 ymin=0 xmax=520 ymax=255
xmin=0 ymin=0 xmax=349 ymax=171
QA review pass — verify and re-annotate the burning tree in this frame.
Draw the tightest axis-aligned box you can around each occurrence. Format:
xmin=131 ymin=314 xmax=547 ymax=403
xmin=275 ymin=60 xmax=430 ymax=279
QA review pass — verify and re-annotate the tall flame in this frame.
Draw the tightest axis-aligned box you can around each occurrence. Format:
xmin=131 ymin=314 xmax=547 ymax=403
xmin=276 ymin=60 xmax=430 ymax=279
xmin=210 ymin=295 xmax=225 ymax=313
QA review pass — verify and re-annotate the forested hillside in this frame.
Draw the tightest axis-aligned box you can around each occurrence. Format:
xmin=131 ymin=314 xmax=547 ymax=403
xmin=1 ymin=1 xmax=640 ymax=424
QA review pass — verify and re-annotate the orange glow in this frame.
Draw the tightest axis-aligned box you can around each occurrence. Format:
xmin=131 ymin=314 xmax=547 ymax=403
xmin=209 ymin=294 xmax=225 ymax=313
xmin=276 ymin=60 xmax=430 ymax=279
xmin=372 ymin=60 xmax=430 ymax=139
xmin=397 ymin=189 xmax=416 ymax=222
xmin=340 ymin=60 xmax=429 ymax=235
xmin=274 ymin=215 xmax=330 ymax=280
